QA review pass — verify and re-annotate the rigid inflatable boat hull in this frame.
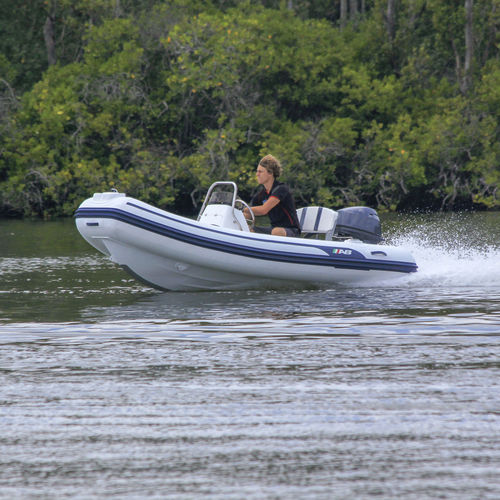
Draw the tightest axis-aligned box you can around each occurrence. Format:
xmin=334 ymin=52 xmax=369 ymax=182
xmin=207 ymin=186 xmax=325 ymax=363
xmin=75 ymin=193 xmax=417 ymax=291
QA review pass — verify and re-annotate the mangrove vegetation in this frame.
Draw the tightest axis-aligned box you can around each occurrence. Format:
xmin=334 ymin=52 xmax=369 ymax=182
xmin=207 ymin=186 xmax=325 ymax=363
xmin=1 ymin=0 xmax=499 ymax=216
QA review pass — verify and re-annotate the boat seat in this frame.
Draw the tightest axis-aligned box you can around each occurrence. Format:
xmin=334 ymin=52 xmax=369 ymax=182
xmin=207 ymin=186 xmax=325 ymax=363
xmin=297 ymin=206 xmax=338 ymax=240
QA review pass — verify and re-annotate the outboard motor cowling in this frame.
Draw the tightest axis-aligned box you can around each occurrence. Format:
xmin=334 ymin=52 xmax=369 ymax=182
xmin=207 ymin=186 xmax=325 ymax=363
xmin=334 ymin=207 xmax=382 ymax=243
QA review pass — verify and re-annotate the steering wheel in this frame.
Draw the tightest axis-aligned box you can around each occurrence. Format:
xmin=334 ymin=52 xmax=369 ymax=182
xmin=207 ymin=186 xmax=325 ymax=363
xmin=235 ymin=198 xmax=255 ymax=229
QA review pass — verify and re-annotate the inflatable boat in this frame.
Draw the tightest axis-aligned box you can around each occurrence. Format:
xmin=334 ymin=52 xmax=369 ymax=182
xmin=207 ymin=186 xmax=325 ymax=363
xmin=75 ymin=182 xmax=417 ymax=291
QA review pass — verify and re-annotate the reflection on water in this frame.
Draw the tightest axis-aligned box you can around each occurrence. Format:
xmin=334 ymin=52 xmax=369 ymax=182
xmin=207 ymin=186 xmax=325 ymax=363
xmin=0 ymin=214 xmax=499 ymax=499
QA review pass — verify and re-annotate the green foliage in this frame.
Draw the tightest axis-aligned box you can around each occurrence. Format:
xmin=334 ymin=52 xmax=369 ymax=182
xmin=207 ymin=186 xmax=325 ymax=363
xmin=0 ymin=0 xmax=500 ymax=216
xmin=262 ymin=117 xmax=358 ymax=207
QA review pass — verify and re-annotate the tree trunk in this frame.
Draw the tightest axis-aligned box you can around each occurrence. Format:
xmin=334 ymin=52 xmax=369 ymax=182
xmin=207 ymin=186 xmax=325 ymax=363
xmin=463 ymin=0 xmax=473 ymax=92
xmin=114 ymin=0 xmax=122 ymax=17
xmin=349 ymin=0 xmax=358 ymax=20
xmin=340 ymin=0 xmax=348 ymax=28
xmin=43 ymin=1 xmax=57 ymax=67
xmin=386 ymin=0 xmax=396 ymax=41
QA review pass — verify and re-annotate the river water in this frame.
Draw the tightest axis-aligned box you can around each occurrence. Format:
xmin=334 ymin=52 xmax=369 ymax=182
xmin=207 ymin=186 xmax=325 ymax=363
xmin=1 ymin=213 xmax=499 ymax=499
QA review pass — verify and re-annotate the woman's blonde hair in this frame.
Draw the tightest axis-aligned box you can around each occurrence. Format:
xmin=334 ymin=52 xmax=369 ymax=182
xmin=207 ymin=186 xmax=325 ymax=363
xmin=259 ymin=154 xmax=282 ymax=178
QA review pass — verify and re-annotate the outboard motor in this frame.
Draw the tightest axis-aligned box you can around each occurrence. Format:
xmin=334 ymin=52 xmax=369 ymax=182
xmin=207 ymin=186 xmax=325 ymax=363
xmin=334 ymin=207 xmax=382 ymax=243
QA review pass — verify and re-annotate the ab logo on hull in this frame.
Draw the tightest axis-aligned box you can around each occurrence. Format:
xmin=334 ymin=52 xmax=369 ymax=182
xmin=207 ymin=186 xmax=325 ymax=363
xmin=332 ymin=248 xmax=352 ymax=256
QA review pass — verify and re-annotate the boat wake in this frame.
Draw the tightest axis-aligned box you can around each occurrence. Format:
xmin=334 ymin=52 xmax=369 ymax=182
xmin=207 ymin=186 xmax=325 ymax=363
xmin=387 ymin=224 xmax=500 ymax=288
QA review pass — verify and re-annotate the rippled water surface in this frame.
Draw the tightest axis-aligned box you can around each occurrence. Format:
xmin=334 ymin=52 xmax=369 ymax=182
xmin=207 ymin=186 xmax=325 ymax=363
xmin=1 ymin=214 xmax=499 ymax=499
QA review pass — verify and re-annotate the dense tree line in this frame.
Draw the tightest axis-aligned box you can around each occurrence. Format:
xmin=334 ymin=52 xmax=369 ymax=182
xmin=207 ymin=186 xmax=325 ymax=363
xmin=0 ymin=0 xmax=499 ymax=216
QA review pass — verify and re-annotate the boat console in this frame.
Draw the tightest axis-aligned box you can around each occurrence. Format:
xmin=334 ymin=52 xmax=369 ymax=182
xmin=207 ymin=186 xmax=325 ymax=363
xmin=197 ymin=182 xmax=253 ymax=232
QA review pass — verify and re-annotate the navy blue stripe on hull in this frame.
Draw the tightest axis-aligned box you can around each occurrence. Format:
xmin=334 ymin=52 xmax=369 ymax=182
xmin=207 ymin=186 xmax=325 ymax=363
xmin=75 ymin=207 xmax=417 ymax=274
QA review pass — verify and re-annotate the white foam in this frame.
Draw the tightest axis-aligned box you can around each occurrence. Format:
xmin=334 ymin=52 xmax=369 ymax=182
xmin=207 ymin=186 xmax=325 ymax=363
xmin=389 ymin=228 xmax=500 ymax=287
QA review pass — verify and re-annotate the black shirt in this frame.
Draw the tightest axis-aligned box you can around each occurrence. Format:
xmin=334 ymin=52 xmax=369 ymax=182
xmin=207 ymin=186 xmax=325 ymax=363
xmin=251 ymin=180 xmax=301 ymax=231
